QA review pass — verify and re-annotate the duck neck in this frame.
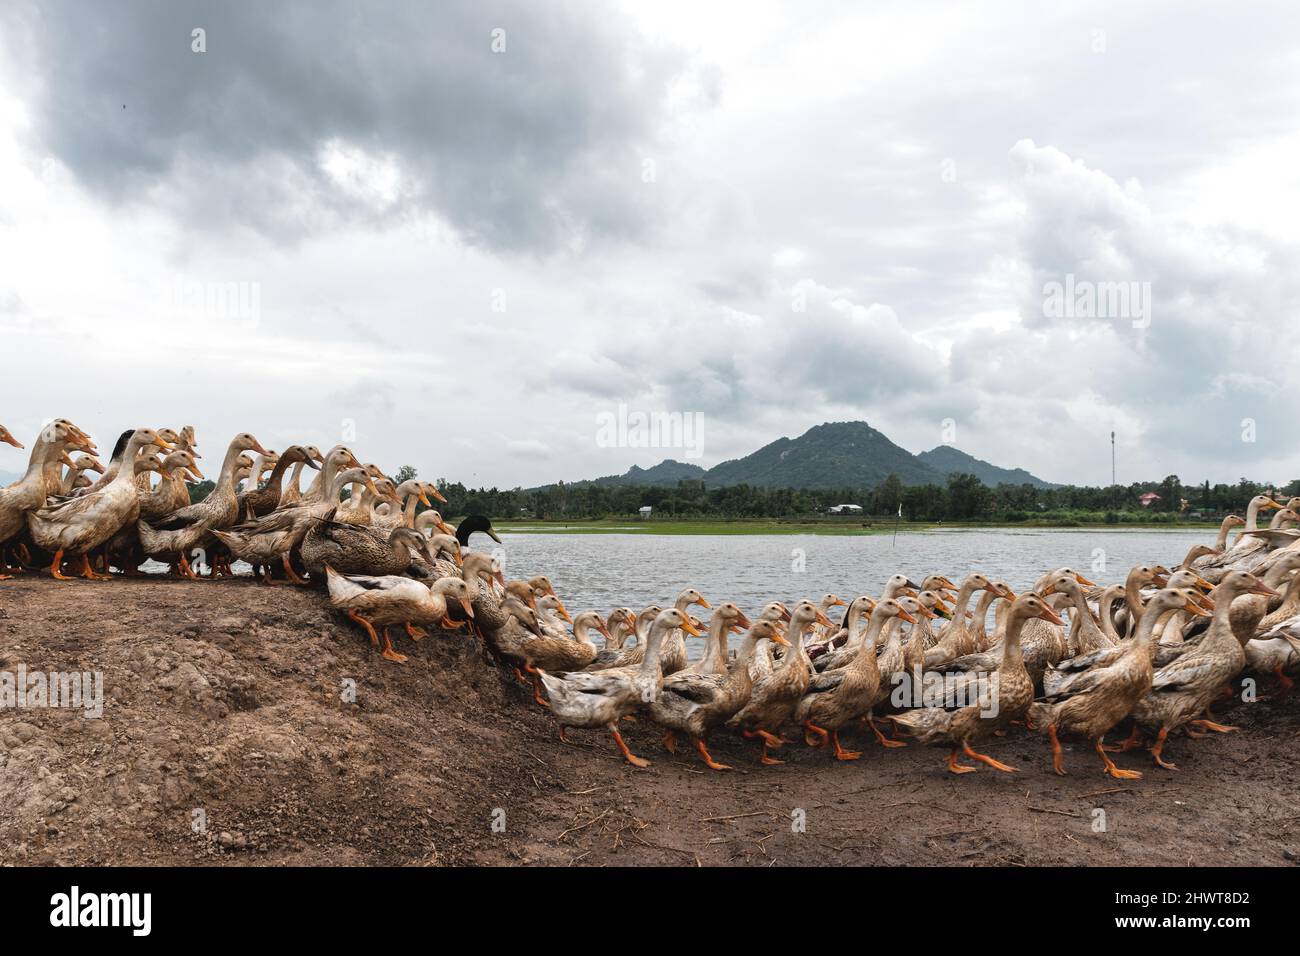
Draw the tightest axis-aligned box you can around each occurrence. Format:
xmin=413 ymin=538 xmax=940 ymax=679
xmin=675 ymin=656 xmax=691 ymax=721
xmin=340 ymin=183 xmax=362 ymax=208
xmin=639 ymin=625 xmax=668 ymax=676
xmin=1001 ymin=613 xmax=1029 ymax=667
xmin=849 ymin=613 xmax=889 ymax=672
xmin=953 ymin=581 xmax=978 ymax=617
xmin=698 ymin=614 xmax=729 ymax=671
xmin=1215 ymin=517 xmax=1236 ymax=549
xmin=1245 ymin=500 xmax=1266 ymax=532
xmin=1124 ymin=573 xmax=1146 ymax=623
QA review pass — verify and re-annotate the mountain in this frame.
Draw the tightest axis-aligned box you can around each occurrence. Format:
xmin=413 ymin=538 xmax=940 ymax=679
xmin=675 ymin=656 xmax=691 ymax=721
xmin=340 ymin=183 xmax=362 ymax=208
xmin=916 ymin=445 xmax=1057 ymax=489
xmin=703 ymin=421 xmax=944 ymax=489
xmin=559 ymin=421 xmax=1057 ymax=490
xmin=586 ymin=459 xmax=707 ymax=487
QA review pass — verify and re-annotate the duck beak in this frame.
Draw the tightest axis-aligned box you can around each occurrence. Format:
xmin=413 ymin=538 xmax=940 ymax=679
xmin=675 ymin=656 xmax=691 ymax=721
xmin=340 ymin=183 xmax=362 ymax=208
xmin=187 ymin=463 xmax=206 ymax=481
xmin=1074 ymin=572 xmax=1095 ymax=586
xmin=695 ymin=596 xmax=712 ymax=609
xmin=596 ymin=622 xmax=612 ymax=642
xmin=556 ymin=600 xmax=573 ymax=624
xmin=770 ymin=629 xmax=791 ymax=647
xmin=735 ymin=612 xmax=753 ymax=630
xmin=1039 ymin=605 xmax=1065 ymax=626
xmin=830 ymin=597 xmax=848 ymax=608
xmin=779 ymin=607 xmax=793 ymax=623
xmin=814 ymin=609 xmax=832 ymax=627
xmin=304 ymin=456 xmax=320 ymax=470
xmin=681 ymin=617 xmax=704 ymax=637
xmin=898 ymin=609 xmax=918 ymax=624
xmin=1184 ymin=597 xmax=1212 ymax=617
xmin=2 ymin=432 xmax=24 ymax=448
xmin=938 ymin=576 xmax=958 ymax=590
xmin=461 ymin=597 xmax=475 ymax=618
xmin=435 ymin=516 xmax=452 ymax=535
xmin=1041 ymin=583 xmax=1058 ymax=596
xmin=920 ymin=605 xmax=938 ymax=619
xmin=250 ymin=439 xmax=269 ymax=456
xmin=60 ymin=451 xmax=76 ymax=467
xmin=900 ymin=587 xmax=918 ymax=598
xmin=494 ymin=570 xmax=507 ymax=588
xmin=430 ymin=485 xmax=448 ymax=504
xmin=417 ymin=489 xmax=432 ymax=507
xmin=1248 ymin=581 xmax=1280 ymax=597
xmin=1192 ymin=574 xmax=1214 ymax=593
xmin=903 ymin=579 xmax=922 ymax=590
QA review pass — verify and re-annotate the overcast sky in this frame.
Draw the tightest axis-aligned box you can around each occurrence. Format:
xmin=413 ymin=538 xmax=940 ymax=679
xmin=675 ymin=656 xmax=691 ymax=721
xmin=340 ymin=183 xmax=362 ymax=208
xmin=2 ymin=1 xmax=1298 ymax=488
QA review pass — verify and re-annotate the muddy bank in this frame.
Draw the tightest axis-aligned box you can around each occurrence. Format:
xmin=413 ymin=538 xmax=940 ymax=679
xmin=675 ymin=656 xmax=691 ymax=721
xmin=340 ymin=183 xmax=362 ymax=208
xmin=1 ymin=576 xmax=1298 ymax=866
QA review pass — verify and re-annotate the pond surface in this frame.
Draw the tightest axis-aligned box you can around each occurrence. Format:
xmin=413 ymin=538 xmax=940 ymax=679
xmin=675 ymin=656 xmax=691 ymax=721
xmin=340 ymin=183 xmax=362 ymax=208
xmin=487 ymin=527 xmax=1209 ymax=657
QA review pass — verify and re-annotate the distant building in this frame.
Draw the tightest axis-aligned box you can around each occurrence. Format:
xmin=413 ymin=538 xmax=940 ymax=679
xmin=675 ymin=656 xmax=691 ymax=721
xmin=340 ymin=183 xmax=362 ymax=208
xmin=827 ymin=504 xmax=863 ymax=515
xmin=638 ymin=506 xmax=653 ymax=519
xmin=1138 ymin=492 xmax=1161 ymax=508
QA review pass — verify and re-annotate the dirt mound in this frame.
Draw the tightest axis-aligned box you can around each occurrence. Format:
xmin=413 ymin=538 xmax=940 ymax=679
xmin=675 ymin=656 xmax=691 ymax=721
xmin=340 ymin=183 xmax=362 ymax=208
xmin=2 ymin=576 xmax=1299 ymax=866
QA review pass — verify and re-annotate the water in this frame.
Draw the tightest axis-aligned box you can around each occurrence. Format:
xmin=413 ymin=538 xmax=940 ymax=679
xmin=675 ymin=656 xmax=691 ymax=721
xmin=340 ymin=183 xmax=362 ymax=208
xmin=489 ymin=527 xmax=1208 ymax=658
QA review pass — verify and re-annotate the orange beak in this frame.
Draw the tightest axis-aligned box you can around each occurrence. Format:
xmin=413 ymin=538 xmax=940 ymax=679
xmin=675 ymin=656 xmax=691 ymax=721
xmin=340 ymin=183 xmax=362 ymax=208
xmin=417 ymin=488 xmax=432 ymax=507
xmin=555 ymin=600 xmax=573 ymax=624
xmin=1074 ymin=572 xmax=1095 ymax=586
xmin=830 ymin=597 xmax=847 ymax=608
xmin=596 ymin=621 xmax=612 ymax=642
xmin=770 ymin=629 xmax=791 ymax=647
xmin=695 ymin=596 xmax=712 ymax=609
xmin=187 ymin=463 xmax=206 ymax=481
xmin=814 ymin=609 xmax=832 ymax=627
xmin=431 ymin=485 xmax=448 ymax=504
xmin=461 ymin=597 xmax=475 ymax=618
xmin=680 ymin=617 xmax=704 ymax=637
xmin=1 ymin=431 xmax=24 ymax=449
xmin=898 ymin=608 xmax=918 ymax=624
xmin=1038 ymin=605 xmax=1065 ymax=626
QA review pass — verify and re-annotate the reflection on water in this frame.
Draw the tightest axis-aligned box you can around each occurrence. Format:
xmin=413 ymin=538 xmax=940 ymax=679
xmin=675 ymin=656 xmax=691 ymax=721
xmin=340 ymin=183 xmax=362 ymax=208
xmin=489 ymin=527 xmax=1208 ymax=658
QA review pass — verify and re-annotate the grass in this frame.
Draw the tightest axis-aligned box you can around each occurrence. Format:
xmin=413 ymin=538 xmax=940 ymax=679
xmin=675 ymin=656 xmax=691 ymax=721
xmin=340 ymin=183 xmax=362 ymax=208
xmin=489 ymin=517 xmax=1217 ymax=536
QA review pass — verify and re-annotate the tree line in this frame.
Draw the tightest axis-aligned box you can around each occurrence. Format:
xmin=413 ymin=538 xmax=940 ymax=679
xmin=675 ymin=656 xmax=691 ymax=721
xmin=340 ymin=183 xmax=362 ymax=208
xmin=427 ymin=472 xmax=1300 ymax=524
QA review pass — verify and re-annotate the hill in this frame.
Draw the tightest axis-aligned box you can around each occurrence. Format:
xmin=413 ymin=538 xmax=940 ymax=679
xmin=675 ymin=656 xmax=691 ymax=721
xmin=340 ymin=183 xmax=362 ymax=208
xmin=702 ymin=421 xmax=943 ymax=488
xmin=916 ymin=445 xmax=1057 ymax=489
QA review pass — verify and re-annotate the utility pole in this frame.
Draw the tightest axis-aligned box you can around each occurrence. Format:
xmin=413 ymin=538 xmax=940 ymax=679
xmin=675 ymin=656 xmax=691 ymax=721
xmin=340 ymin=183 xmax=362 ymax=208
xmin=1111 ymin=431 xmax=1116 ymax=509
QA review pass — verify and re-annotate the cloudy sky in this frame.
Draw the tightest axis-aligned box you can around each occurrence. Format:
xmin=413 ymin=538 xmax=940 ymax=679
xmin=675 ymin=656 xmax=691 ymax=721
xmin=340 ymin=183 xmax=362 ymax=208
xmin=1 ymin=1 xmax=1298 ymax=488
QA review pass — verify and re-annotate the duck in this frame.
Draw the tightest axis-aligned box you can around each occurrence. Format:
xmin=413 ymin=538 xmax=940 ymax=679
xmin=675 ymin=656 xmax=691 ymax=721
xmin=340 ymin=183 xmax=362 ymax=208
xmin=538 ymin=607 xmax=703 ymax=767
xmin=1029 ymin=588 xmax=1210 ymax=779
xmin=60 ymin=454 xmax=104 ymax=496
xmin=889 ymin=593 xmax=1064 ymax=774
xmin=795 ymin=598 xmax=913 ymax=761
xmin=1130 ymin=570 xmax=1277 ymax=769
xmin=589 ymin=588 xmax=709 ymax=673
xmin=923 ymin=573 xmax=1010 ymax=667
xmin=588 ymin=605 xmax=662 ymax=669
xmin=136 ymin=432 xmax=270 ymax=574
xmin=648 ymin=612 xmax=775 ymax=772
xmin=277 ymin=446 xmax=324 ymax=508
xmin=325 ymin=567 xmax=475 ymax=664
xmin=105 ymin=450 xmax=206 ymax=574
xmin=27 ymin=428 xmax=172 ymax=580
xmin=0 ymin=424 xmax=23 ymax=453
xmin=726 ymin=600 xmax=831 ymax=765
xmin=370 ymin=480 xmax=437 ymax=533
xmin=299 ymin=519 xmax=432 ymax=580
xmin=236 ymin=445 xmax=321 ymax=521
xmin=515 ymin=610 xmax=610 ymax=705
xmin=1 ymin=421 xmax=92 ymax=573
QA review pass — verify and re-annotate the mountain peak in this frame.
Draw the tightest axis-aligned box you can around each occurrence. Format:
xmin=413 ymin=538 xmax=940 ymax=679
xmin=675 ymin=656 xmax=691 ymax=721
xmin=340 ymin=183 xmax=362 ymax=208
xmin=917 ymin=445 xmax=1056 ymax=489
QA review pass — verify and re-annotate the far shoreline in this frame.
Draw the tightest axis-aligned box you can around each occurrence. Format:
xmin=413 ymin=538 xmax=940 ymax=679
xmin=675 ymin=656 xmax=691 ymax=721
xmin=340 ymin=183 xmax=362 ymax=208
xmin=488 ymin=518 xmax=1218 ymax=536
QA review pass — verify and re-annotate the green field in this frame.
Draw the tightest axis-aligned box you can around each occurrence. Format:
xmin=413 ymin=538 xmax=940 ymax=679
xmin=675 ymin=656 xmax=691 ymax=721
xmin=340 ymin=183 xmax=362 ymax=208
xmin=489 ymin=517 xmax=1220 ymax=536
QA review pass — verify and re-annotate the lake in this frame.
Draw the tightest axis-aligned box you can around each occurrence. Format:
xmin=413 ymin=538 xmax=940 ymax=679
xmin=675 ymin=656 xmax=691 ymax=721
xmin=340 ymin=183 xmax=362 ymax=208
xmin=488 ymin=527 xmax=1209 ymax=656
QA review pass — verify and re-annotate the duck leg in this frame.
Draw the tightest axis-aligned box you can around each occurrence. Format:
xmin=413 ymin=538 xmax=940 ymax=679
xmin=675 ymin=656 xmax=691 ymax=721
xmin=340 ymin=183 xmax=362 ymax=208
xmin=961 ymin=741 xmax=1017 ymax=773
xmin=831 ymin=730 xmax=861 ymax=761
xmin=1188 ymin=718 xmax=1239 ymax=734
xmin=530 ymin=675 xmax=549 ymax=707
xmin=1102 ymin=723 xmax=1143 ymax=752
xmin=1272 ymin=665 xmax=1294 ymax=695
xmin=759 ymin=737 xmax=784 ymax=765
xmin=865 ymin=713 xmax=907 ymax=748
xmin=1149 ymin=726 xmax=1178 ymax=770
xmin=1095 ymin=737 xmax=1142 ymax=779
xmin=609 ymin=725 xmax=650 ymax=767
xmin=48 ymin=549 xmax=76 ymax=581
xmin=346 ymin=608 xmax=381 ymax=647
xmin=379 ymin=626 xmax=408 ymax=664
xmin=78 ymin=554 xmax=111 ymax=581
xmin=946 ymin=747 xmax=978 ymax=774
xmin=281 ymin=555 xmax=307 ymax=585
xmin=404 ymin=623 xmax=428 ymax=641
xmin=662 ymin=730 xmax=678 ymax=753
xmin=1047 ymin=723 xmax=1066 ymax=776
xmin=694 ymin=737 xmax=731 ymax=771
xmin=803 ymin=720 xmax=829 ymax=748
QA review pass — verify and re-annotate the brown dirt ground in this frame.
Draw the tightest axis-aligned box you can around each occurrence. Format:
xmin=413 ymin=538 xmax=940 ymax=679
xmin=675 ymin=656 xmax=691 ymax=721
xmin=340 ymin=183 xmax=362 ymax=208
xmin=1 ymin=576 xmax=1298 ymax=867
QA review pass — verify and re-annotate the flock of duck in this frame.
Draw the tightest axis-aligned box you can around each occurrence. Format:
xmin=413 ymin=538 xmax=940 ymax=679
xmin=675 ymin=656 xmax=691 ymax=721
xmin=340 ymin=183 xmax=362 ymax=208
xmin=2 ymin=420 xmax=1300 ymax=778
